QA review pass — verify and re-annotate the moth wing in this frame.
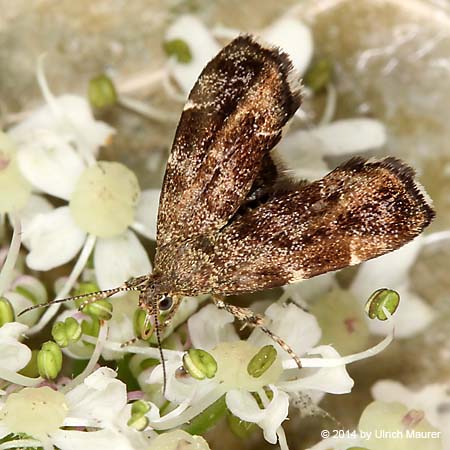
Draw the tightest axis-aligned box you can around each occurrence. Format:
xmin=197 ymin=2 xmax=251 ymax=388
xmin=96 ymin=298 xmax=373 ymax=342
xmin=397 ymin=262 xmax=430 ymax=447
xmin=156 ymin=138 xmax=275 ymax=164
xmin=211 ymin=157 xmax=435 ymax=295
xmin=156 ymin=35 xmax=301 ymax=249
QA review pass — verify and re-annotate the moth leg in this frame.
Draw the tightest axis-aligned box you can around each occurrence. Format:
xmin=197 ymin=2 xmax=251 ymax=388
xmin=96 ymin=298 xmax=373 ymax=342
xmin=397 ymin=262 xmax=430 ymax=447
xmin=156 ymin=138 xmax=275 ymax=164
xmin=212 ymin=295 xmax=302 ymax=369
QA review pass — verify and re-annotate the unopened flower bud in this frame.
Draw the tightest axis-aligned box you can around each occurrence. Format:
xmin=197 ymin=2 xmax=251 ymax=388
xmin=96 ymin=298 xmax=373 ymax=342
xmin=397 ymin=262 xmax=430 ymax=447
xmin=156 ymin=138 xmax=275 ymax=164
xmin=0 ymin=297 xmax=15 ymax=326
xmin=183 ymin=349 xmax=217 ymax=380
xmin=163 ymin=39 xmax=192 ymax=63
xmin=82 ymin=299 xmax=113 ymax=320
xmin=365 ymin=288 xmax=400 ymax=321
xmin=304 ymin=58 xmax=333 ymax=93
xmin=247 ymin=345 xmax=277 ymax=378
xmin=127 ymin=400 xmax=150 ymax=431
xmin=38 ymin=341 xmax=62 ymax=380
xmin=81 ymin=317 xmax=100 ymax=339
xmin=88 ymin=74 xmax=117 ymax=109
xmin=52 ymin=317 xmax=82 ymax=347
xmin=131 ymin=399 xmax=150 ymax=416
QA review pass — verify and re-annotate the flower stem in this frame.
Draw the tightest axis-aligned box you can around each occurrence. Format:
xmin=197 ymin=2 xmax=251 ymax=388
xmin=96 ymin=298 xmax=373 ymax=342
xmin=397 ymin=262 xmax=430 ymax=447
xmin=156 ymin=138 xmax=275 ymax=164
xmin=118 ymin=96 xmax=178 ymax=123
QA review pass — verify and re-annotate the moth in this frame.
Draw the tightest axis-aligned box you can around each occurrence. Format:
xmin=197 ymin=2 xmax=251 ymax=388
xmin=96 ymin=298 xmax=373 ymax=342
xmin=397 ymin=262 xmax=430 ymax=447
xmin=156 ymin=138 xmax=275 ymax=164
xmin=22 ymin=35 xmax=434 ymax=376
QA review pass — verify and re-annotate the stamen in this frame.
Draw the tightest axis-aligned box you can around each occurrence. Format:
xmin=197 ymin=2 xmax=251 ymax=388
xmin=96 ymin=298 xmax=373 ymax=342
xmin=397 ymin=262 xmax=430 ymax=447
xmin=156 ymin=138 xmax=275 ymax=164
xmin=0 ymin=214 xmax=21 ymax=296
xmin=0 ymin=368 xmax=42 ymax=387
xmin=150 ymin=386 xmax=226 ymax=430
xmin=61 ymin=321 xmax=108 ymax=393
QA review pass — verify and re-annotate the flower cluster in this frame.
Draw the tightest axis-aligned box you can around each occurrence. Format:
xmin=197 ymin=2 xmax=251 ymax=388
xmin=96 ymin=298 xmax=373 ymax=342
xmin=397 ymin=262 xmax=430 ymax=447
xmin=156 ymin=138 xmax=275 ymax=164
xmin=0 ymin=6 xmax=445 ymax=450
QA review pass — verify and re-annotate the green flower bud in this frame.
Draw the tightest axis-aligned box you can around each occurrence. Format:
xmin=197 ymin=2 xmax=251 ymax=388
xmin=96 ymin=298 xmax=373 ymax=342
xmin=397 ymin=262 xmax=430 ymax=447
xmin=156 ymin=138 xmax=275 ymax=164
xmin=88 ymin=74 xmax=118 ymax=109
xmin=247 ymin=345 xmax=277 ymax=378
xmin=134 ymin=308 xmax=153 ymax=340
xmin=127 ymin=400 xmax=150 ymax=431
xmin=38 ymin=341 xmax=63 ymax=380
xmin=52 ymin=317 xmax=82 ymax=347
xmin=304 ymin=58 xmax=333 ymax=93
xmin=131 ymin=399 xmax=150 ymax=416
xmin=81 ymin=317 xmax=100 ymax=339
xmin=0 ymin=297 xmax=15 ymax=326
xmin=163 ymin=38 xmax=192 ymax=63
xmin=82 ymin=299 xmax=113 ymax=320
xmin=183 ymin=349 xmax=217 ymax=380
xmin=365 ymin=289 xmax=400 ymax=321
xmin=127 ymin=414 xmax=149 ymax=431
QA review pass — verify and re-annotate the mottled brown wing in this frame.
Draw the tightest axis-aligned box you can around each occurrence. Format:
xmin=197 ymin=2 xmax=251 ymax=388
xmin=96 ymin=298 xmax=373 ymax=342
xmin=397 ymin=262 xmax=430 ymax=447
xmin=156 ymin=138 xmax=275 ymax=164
xmin=210 ymin=157 xmax=435 ymax=295
xmin=156 ymin=35 xmax=301 ymax=249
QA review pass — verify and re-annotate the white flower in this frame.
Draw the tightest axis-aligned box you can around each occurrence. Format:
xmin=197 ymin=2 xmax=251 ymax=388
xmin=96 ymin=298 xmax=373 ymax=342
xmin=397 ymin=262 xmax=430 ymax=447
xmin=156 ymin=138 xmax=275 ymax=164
xmin=163 ymin=16 xmax=387 ymax=180
xmin=145 ymin=301 xmax=391 ymax=449
xmin=276 ymin=118 xmax=387 ymax=180
xmin=0 ymin=367 xmax=153 ymax=450
xmin=0 ymin=131 xmax=32 ymax=217
xmin=148 ymin=429 xmax=210 ymax=450
xmin=350 ymin=237 xmax=435 ymax=338
xmin=165 ymin=15 xmax=314 ymax=96
xmin=372 ymin=380 xmax=450 ymax=449
xmin=6 ymin=67 xmax=158 ymax=293
xmin=308 ymin=381 xmax=447 ymax=450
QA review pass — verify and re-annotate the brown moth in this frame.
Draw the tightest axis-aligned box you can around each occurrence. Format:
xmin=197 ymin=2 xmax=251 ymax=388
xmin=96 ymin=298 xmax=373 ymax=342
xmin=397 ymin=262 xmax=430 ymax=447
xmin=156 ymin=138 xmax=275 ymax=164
xmin=22 ymin=35 xmax=435 ymax=379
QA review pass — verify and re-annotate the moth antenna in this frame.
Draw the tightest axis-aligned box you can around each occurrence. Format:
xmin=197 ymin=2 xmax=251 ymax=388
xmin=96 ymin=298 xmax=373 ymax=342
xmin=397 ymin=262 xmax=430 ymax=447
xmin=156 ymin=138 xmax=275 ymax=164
xmin=18 ymin=286 xmax=131 ymax=317
xmin=120 ymin=336 xmax=140 ymax=348
xmin=152 ymin=310 xmax=167 ymax=395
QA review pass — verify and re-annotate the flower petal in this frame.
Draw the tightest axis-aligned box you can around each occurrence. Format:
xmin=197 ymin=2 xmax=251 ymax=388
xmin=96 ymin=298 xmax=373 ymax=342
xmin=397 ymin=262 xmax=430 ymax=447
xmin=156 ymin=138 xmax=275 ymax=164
xmin=350 ymin=237 xmax=435 ymax=338
xmin=148 ymin=354 xmax=217 ymax=405
xmin=263 ymin=18 xmax=313 ymax=75
xmin=24 ymin=206 xmax=86 ymax=270
xmin=226 ymin=387 xmax=289 ymax=444
xmin=132 ymin=189 xmax=160 ymax=240
xmin=165 ymin=15 xmax=220 ymax=95
xmin=371 ymin=380 xmax=450 ymax=430
xmin=367 ymin=285 xmax=434 ymax=338
xmin=0 ymin=322 xmax=31 ymax=372
xmin=278 ymin=119 xmax=386 ymax=166
xmin=188 ymin=304 xmax=239 ymax=350
xmin=248 ymin=303 xmax=321 ymax=359
xmin=94 ymin=230 xmax=151 ymax=290
xmin=351 ymin=237 xmax=423 ymax=296
xmin=10 ymin=94 xmax=114 ymax=160
xmin=280 ymin=345 xmax=354 ymax=394
xmin=225 ymin=389 xmax=265 ymax=423
xmin=20 ymin=194 xmax=54 ymax=245
xmin=65 ymin=367 xmax=127 ymax=425
xmin=16 ymin=130 xmax=85 ymax=200
xmin=51 ymin=428 xmax=141 ymax=450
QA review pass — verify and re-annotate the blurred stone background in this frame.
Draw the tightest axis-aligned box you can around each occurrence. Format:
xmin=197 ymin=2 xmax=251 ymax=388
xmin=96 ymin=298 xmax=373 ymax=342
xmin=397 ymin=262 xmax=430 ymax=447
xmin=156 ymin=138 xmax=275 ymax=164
xmin=1 ymin=1 xmax=450 ymax=449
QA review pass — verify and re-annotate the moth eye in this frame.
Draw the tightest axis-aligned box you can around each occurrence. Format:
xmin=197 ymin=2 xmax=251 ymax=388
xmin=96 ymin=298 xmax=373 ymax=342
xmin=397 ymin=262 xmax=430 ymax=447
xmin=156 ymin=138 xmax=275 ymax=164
xmin=158 ymin=295 xmax=173 ymax=311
